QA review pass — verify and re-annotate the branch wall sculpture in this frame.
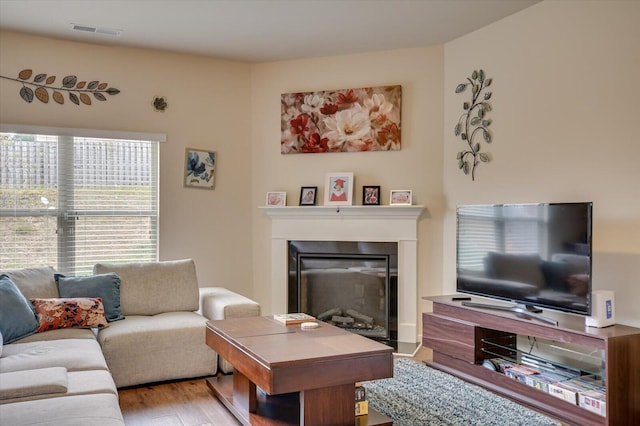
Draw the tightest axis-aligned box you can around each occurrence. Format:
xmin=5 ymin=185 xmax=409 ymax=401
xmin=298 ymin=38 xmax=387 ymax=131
xmin=0 ymin=69 xmax=120 ymax=106
xmin=454 ymin=69 xmax=493 ymax=181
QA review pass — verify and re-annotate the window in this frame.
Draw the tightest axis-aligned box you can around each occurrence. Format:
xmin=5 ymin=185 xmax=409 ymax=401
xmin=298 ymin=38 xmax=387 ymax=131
xmin=0 ymin=125 xmax=163 ymax=276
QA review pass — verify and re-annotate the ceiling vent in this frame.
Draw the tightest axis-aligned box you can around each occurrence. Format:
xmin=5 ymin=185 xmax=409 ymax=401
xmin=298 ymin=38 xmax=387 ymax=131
xmin=70 ymin=23 xmax=122 ymax=37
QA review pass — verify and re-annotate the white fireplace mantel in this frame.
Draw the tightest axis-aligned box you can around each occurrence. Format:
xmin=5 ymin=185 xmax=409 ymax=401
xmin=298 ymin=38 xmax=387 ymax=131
xmin=262 ymin=205 xmax=425 ymax=344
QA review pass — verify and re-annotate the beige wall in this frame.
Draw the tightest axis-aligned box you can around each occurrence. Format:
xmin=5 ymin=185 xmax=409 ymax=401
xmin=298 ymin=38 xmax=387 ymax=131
xmin=443 ymin=0 xmax=640 ymax=326
xmin=0 ymin=31 xmax=254 ymax=295
xmin=2 ymin=0 xmax=638 ymax=329
xmin=250 ymin=47 xmax=445 ymax=326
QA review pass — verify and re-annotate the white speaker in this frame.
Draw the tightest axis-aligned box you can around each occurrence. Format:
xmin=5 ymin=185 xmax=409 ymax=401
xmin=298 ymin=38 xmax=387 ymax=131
xmin=586 ymin=290 xmax=615 ymax=328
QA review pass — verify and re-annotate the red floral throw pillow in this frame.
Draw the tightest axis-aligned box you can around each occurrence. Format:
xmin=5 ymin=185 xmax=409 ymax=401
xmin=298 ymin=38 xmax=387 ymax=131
xmin=30 ymin=298 xmax=109 ymax=333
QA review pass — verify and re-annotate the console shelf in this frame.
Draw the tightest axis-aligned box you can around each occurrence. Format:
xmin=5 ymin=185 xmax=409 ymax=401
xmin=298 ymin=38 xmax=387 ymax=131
xmin=422 ymin=296 xmax=640 ymax=426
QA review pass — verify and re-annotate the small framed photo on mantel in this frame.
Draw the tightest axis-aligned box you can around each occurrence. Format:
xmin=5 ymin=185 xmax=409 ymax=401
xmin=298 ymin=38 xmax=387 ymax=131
xmin=266 ymin=192 xmax=286 ymax=207
xmin=362 ymin=186 xmax=381 ymax=205
xmin=324 ymin=172 xmax=354 ymax=206
xmin=299 ymin=186 xmax=317 ymax=206
xmin=390 ymin=190 xmax=412 ymax=206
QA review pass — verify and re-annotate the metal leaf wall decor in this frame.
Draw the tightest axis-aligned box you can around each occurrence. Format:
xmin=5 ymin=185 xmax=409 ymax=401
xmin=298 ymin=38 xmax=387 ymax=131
xmin=0 ymin=69 xmax=120 ymax=106
xmin=454 ymin=69 xmax=493 ymax=181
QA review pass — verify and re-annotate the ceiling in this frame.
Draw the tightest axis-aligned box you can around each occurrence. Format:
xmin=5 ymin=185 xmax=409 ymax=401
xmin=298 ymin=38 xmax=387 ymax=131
xmin=0 ymin=0 xmax=540 ymax=63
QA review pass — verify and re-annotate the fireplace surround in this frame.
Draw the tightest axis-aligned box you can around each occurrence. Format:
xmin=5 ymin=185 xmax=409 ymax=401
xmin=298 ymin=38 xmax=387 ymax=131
xmin=263 ymin=205 xmax=424 ymax=346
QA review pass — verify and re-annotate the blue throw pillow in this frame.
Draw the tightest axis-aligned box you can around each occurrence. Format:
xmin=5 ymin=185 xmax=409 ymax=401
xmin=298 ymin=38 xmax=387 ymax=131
xmin=0 ymin=274 xmax=39 ymax=343
xmin=55 ymin=273 xmax=124 ymax=322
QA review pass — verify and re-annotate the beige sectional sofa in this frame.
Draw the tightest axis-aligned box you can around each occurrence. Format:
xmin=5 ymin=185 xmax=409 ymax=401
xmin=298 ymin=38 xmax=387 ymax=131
xmin=0 ymin=259 xmax=260 ymax=425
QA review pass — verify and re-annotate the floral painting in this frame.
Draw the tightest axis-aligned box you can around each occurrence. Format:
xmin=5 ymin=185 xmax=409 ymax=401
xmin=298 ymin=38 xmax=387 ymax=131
xmin=281 ymin=85 xmax=401 ymax=154
xmin=184 ymin=148 xmax=216 ymax=189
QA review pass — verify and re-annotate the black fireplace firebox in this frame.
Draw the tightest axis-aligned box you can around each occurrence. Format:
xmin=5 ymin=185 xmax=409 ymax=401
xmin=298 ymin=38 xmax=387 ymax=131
xmin=288 ymin=241 xmax=398 ymax=343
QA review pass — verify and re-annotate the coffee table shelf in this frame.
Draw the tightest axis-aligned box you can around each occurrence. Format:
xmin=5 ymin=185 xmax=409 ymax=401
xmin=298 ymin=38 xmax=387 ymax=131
xmin=206 ymin=375 xmax=392 ymax=426
xmin=205 ymin=316 xmax=394 ymax=426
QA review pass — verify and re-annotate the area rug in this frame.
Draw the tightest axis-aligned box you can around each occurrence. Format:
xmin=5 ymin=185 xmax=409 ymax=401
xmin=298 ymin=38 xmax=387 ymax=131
xmin=362 ymin=357 xmax=560 ymax=426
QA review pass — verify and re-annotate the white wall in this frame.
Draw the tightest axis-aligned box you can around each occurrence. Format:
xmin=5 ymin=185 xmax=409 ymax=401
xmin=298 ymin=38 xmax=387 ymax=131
xmin=443 ymin=0 xmax=640 ymax=326
xmin=250 ymin=47 xmax=445 ymax=328
xmin=0 ymin=31 xmax=254 ymax=295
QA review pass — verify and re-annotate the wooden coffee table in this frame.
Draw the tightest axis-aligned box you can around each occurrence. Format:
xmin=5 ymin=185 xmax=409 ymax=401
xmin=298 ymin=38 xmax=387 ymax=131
xmin=205 ymin=316 xmax=394 ymax=425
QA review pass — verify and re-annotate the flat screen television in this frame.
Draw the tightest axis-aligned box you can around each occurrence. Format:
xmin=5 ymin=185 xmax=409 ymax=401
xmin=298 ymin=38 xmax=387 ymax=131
xmin=456 ymin=202 xmax=592 ymax=317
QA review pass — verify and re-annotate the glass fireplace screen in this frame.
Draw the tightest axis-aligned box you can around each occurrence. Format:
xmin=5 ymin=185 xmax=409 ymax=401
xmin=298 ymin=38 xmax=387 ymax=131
xmin=288 ymin=241 xmax=398 ymax=342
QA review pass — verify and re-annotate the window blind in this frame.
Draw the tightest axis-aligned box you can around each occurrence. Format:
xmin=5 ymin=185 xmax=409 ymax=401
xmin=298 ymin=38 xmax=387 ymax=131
xmin=1 ymin=127 xmax=160 ymax=276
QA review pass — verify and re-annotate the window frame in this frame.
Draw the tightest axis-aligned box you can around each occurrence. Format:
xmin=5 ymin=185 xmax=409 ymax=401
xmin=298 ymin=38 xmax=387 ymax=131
xmin=0 ymin=124 xmax=165 ymax=275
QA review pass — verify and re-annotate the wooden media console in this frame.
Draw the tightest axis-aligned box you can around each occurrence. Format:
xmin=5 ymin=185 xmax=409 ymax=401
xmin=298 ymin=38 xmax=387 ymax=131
xmin=422 ymin=296 xmax=639 ymax=426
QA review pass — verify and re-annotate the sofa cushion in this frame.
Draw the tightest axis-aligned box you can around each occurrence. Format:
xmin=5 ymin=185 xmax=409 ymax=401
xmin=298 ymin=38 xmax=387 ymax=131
xmin=93 ymin=259 xmax=199 ymax=315
xmin=0 ymin=367 xmax=68 ymax=401
xmin=0 ymin=266 xmax=58 ymax=299
xmin=0 ymin=393 xmax=125 ymax=426
xmin=31 ymin=298 xmax=109 ymax=333
xmin=97 ymin=312 xmax=217 ymax=387
xmin=0 ymin=369 xmax=117 ymax=404
xmin=11 ymin=327 xmax=97 ymax=344
xmin=55 ymin=273 xmax=124 ymax=322
xmin=63 ymin=369 xmax=118 ymax=397
xmin=0 ymin=338 xmax=108 ymax=373
xmin=0 ymin=275 xmax=39 ymax=344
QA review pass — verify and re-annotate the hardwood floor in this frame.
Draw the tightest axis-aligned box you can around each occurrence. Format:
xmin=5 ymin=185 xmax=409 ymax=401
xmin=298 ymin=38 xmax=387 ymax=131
xmin=119 ymin=378 xmax=241 ymax=426
xmin=118 ymin=346 xmax=433 ymax=425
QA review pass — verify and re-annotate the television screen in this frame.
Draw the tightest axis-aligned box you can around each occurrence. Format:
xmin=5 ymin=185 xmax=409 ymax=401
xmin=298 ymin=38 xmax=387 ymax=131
xmin=456 ymin=202 xmax=592 ymax=315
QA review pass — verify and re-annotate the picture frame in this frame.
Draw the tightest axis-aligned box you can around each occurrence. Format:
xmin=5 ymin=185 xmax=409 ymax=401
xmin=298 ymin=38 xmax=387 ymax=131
xmin=324 ymin=172 xmax=354 ymax=206
xmin=299 ymin=186 xmax=318 ymax=206
xmin=390 ymin=190 xmax=412 ymax=206
xmin=184 ymin=148 xmax=216 ymax=189
xmin=281 ymin=85 xmax=402 ymax=154
xmin=266 ymin=192 xmax=286 ymax=207
xmin=362 ymin=186 xmax=381 ymax=206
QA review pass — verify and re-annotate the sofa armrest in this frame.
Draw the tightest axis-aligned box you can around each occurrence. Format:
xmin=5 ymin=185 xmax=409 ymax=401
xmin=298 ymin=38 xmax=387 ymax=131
xmin=198 ymin=287 xmax=260 ymax=374
xmin=198 ymin=287 xmax=261 ymax=321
